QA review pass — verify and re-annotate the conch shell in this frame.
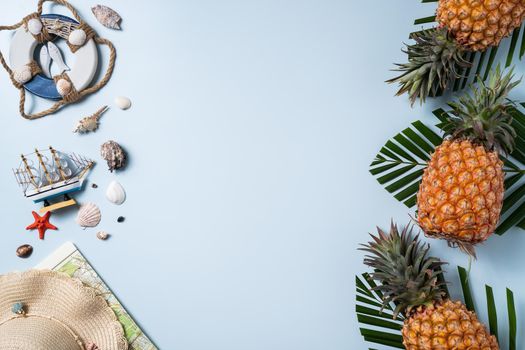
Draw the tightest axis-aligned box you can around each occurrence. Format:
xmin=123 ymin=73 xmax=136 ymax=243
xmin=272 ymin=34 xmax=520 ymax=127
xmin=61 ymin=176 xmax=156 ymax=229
xmin=74 ymin=106 xmax=108 ymax=133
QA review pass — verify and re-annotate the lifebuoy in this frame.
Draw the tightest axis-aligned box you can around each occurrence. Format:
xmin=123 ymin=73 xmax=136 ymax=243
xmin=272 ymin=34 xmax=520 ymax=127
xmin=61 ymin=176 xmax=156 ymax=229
xmin=9 ymin=14 xmax=98 ymax=101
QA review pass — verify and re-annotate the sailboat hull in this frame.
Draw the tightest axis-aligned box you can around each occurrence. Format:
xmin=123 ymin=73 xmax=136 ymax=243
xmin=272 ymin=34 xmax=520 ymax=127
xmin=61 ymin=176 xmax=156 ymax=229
xmin=26 ymin=179 xmax=84 ymax=203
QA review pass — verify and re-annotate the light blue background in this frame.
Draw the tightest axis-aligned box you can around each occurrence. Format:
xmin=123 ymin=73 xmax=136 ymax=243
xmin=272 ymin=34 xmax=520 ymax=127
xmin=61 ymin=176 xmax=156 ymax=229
xmin=1 ymin=1 xmax=524 ymax=349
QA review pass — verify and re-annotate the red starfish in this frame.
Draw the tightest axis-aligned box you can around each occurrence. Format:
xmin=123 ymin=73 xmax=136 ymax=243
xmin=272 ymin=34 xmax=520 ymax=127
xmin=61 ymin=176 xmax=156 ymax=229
xmin=26 ymin=211 xmax=57 ymax=240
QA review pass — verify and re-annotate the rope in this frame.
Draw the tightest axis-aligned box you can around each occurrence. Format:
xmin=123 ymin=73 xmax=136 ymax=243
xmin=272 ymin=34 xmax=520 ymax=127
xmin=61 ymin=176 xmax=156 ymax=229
xmin=0 ymin=0 xmax=116 ymax=120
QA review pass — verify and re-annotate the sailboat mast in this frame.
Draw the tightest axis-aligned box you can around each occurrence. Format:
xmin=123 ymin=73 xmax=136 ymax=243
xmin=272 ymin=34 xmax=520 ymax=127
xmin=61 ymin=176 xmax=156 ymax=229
xmin=35 ymin=148 xmax=53 ymax=185
xmin=20 ymin=154 xmax=38 ymax=187
xmin=49 ymin=146 xmax=66 ymax=181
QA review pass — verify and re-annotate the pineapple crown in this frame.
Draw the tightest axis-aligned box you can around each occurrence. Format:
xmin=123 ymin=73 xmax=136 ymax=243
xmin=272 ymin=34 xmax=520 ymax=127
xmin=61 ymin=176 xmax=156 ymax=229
xmin=387 ymin=27 xmax=470 ymax=106
xmin=444 ymin=65 xmax=520 ymax=155
xmin=360 ymin=222 xmax=447 ymax=318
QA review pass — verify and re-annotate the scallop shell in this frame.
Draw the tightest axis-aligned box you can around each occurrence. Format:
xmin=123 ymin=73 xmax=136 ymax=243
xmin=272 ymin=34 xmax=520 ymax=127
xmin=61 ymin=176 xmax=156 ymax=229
xmin=92 ymin=5 xmax=122 ymax=30
xmin=76 ymin=203 xmax=102 ymax=228
xmin=115 ymin=96 xmax=131 ymax=110
xmin=56 ymin=78 xmax=72 ymax=96
xmin=13 ymin=66 xmax=32 ymax=84
xmin=106 ymin=180 xmax=126 ymax=205
xmin=69 ymin=29 xmax=87 ymax=46
xmin=27 ymin=18 xmax=43 ymax=35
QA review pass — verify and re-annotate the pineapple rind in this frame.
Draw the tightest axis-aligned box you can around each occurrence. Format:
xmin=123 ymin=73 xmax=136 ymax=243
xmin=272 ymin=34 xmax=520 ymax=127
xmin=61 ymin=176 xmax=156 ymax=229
xmin=417 ymin=140 xmax=504 ymax=244
xmin=402 ymin=300 xmax=499 ymax=349
xmin=437 ymin=0 xmax=525 ymax=51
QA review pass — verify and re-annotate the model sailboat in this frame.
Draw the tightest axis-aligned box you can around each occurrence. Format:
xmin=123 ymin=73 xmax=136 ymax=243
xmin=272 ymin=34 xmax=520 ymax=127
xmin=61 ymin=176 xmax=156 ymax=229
xmin=13 ymin=147 xmax=94 ymax=213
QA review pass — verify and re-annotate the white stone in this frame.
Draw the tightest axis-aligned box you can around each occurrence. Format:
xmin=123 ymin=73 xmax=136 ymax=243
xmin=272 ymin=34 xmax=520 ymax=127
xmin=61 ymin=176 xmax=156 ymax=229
xmin=68 ymin=29 xmax=87 ymax=46
xmin=13 ymin=65 xmax=32 ymax=84
xmin=114 ymin=96 xmax=131 ymax=110
xmin=27 ymin=18 xmax=43 ymax=35
xmin=56 ymin=78 xmax=72 ymax=96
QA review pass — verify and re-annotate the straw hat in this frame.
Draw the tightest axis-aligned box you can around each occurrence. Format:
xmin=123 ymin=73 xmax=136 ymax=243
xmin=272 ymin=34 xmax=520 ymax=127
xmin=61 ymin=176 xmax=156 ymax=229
xmin=0 ymin=270 xmax=127 ymax=350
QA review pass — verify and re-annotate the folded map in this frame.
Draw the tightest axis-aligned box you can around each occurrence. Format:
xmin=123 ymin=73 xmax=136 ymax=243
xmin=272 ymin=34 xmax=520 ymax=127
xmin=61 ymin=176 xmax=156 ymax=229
xmin=36 ymin=242 xmax=158 ymax=350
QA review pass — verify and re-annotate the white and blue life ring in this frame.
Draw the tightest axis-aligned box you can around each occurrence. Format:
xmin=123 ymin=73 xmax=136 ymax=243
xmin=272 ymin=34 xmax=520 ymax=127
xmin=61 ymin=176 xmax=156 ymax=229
xmin=9 ymin=14 xmax=98 ymax=100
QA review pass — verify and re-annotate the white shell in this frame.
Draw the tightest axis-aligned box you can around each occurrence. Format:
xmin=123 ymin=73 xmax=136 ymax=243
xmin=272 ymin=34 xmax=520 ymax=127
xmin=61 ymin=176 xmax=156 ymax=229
xmin=114 ymin=96 xmax=131 ymax=110
xmin=69 ymin=29 xmax=87 ymax=46
xmin=76 ymin=203 xmax=102 ymax=228
xmin=96 ymin=231 xmax=110 ymax=240
xmin=106 ymin=181 xmax=126 ymax=205
xmin=56 ymin=78 xmax=72 ymax=96
xmin=27 ymin=18 xmax=43 ymax=35
xmin=13 ymin=66 xmax=32 ymax=84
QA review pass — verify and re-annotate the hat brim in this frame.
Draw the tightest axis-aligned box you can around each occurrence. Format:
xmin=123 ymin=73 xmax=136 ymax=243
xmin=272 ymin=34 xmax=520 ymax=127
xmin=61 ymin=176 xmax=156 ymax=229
xmin=0 ymin=270 xmax=127 ymax=350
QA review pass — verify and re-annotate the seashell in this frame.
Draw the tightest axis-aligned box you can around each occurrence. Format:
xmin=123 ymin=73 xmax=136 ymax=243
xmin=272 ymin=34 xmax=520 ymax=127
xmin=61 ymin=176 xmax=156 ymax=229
xmin=74 ymin=106 xmax=108 ymax=133
xmin=13 ymin=66 xmax=32 ymax=84
xmin=100 ymin=141 xmax=127 ymax=172
xmin=56 ymin=78 xmax=72 ymax=96
xmin=92 ymin=5 xmax=122 ymax=30
xmin=76 ymin=203 xmax=102 ymax=228
xmin=27 ymin=18 xmax=43 ymax=35
xmin=16 ymin=244 xmax=33 ymax=258
xmin=47 ymin=42 xmax=70 ymax=72
xmin=39 ymin=45 xmax=51 ymax=78
xmin=106 ymin=180 xmax=126 ymax=205
xmin=114 ymin=96 xmax=131 ymax=110
xmin=85 ymin=342 xmax=99 ymax=350
xmin=68 ymin=29 xmax=87 ymax=46
xmin=96 ymin=231 xmax=109 ymax=240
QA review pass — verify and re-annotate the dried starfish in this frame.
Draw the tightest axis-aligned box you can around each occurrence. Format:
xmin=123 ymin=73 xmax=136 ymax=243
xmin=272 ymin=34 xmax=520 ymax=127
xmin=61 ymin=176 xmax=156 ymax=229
xmin=26 ymin=211 xmax=57 ymax=240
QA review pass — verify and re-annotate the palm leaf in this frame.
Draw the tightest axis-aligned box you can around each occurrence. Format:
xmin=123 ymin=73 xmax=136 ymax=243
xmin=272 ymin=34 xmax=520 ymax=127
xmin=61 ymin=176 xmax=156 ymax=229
xmin=369 ymin=105 xmax=525 ymax=235
xmin=412 ymin=0 xmax=525 ymax=93
xmin=355 ymin=273 xmax=405 ymax=349
xmin=356 ymin=266 xmax=518 ymax=349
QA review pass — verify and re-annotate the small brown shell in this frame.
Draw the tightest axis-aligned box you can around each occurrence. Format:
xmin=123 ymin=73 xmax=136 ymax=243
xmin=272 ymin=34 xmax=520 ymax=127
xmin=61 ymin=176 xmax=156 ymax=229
xmin=100 ymin=140 xmax=127 ymax=172
xmin=86 ymin=342 xmax=100 ymax=350
xmin=96 ymin=231 xmax=109 ymax=240
xmin=16 ymin=244 xmax=33 ymax=258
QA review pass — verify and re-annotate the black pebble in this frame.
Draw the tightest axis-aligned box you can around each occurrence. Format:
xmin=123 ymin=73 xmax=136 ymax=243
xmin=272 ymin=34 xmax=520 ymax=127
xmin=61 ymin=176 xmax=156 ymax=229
xmin=91 ymin=183 xmax=98 ymax=189
xmin=117 ymin=216 xmax=125 ymax=223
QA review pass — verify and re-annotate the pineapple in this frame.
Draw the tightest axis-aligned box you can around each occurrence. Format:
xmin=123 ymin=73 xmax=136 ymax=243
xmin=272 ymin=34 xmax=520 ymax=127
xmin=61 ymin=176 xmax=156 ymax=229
xmin=436 ymin=0 xmax=525 ymax=51
xmin=417 ymin=66 xmax=519 ymax=255
xmin=388 ymin=0 xmax=525 ymax=105
xmin=361 ymin=223 xmax=499 ymax=349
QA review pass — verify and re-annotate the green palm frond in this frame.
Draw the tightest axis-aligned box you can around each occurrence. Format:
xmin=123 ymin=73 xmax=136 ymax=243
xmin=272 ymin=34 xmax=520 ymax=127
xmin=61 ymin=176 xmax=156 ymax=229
xmin=412 ymin=0 xmax=525 ymax=93
xmin=369 ymin=104 xmax=525 ymax=235
xmin=356 ymin=266 xmax=518 ymax=349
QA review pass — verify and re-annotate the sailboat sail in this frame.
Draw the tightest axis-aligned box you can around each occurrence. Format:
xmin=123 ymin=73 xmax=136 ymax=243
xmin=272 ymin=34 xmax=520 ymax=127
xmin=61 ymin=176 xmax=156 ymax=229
xmin=13 ymin=147 xmax=94 ymax=202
